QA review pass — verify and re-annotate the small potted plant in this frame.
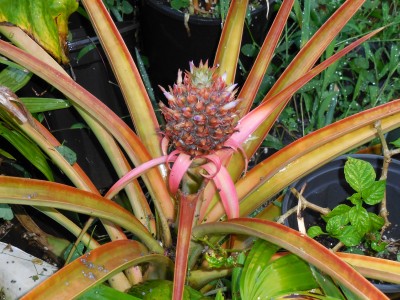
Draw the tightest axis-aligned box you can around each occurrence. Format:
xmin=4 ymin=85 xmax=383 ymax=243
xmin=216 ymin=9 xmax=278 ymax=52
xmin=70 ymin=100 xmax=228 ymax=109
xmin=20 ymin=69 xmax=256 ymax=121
xmin=281 ymin=131 xmax=400 ymax=294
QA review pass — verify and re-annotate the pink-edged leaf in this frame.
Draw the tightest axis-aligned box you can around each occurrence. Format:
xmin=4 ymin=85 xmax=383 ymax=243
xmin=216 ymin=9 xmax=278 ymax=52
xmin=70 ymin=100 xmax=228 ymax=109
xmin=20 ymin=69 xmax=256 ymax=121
xmin=166 ymin=150 xmax=183 ymax=169
xmin=198 ymin=148 xmax=238 ymax=221
xmin=267 ymin=0 xmax=366 ymax=98
xmin=0 ymin=176 xmax=163 ymax=253
xmin=238 ymin=0 xmax=295 ymax=115
xmin=22 ymin=240 xmax=173 ymax=299
xmin=213 ymin=0 xmax=248 ymax=83
xmin=192 ymin=218 xmax=389 ymax=299
xmin=173 ymin=193 xmax=200 ymax=300
xmin=223 ymin=138 xmax=249 ymax=172
xmin=1 ymin=26 xmax=156 ymax=234
xmin=337 ymin=252 xmax=400 ymax=284
xmin=224 ymin=1 xmax=372 ymax=188
xmin=204 ymin=100 xmax=400 ymax=223
xmin=0 ymin=40 xmax=175 ymax=221
xmin=169 ymin=153 xmax=193 ymax=194
xmin=81 ymin=0 xmax=162 ymax=158
xmin=272 ymin=251 xmax=400 ymax=288
xmin=200 ymin=28 xmax=383 ymax=224
xmin=227 ymin=28 xmax=384 ymax=147
xmin=202 ymin=163 xmax=239 ymax=219
xmin=106 ymin=155 xmax=174 ymax=199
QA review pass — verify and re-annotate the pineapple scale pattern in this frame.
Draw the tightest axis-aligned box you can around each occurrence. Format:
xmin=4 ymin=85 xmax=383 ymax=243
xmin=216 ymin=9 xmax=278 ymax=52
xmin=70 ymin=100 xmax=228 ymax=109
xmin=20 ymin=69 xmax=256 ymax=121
xmin=160 ymin=62 xmax=240 ymax=156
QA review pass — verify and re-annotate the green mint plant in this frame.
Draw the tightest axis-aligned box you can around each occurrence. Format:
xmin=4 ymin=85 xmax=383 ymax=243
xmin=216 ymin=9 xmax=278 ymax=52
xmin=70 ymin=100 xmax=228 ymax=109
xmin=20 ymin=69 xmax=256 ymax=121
xmin=308 ymin=157 xmax=387 ymax=252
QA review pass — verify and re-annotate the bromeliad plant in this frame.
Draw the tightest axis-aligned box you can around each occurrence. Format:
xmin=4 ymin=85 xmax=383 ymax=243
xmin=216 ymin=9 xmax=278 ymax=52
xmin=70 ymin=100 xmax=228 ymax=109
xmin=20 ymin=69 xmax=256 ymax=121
xmin=1 ymin=0 xmax=400 ymax=299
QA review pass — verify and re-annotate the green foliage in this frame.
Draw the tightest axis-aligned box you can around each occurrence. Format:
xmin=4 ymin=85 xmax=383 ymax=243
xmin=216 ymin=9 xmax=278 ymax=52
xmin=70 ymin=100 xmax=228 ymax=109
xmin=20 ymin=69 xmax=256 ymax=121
xmin=0 ymin=0 xmax=398 ymax=298
xmin=197 ymin=236 xmax=243 ymax=270
xmin=390 ymin=137 xmax=400 ymax=148
xmin=63 ymin=242 xmax=85 ymax=262
xmin=307 ymin=157 xmax=387 ymax=249
xmin=0 ymin=65 xmax=32 ymax=92
xmin=55 ymin=144 xmax=77 ymax=165
xmin=205 ymin=250 xmax=240 ymax=268
xmin=231 ymin=252 xmax=246 ymax=300
xmin=0 ymin=204 xmax=13 ymax=221
xmin=103 ymin=0 xmax=134 ymax=22
xmin=20 ymin=98 xmax=71 ymax=113
xmin=171 ymin=0 xmax=191 ymax=11
xmin=0 ymin=59 xmax=71 ymax=180
xmin=262 ymin=0 xmax=400 ymax=147
xmin=127 ymin=280 xmax=207 ymax=300
xmin=78 ymin=284 xmax=141 ymax=300
xmin=0 ymin=123 xmax=54 ymax=181
xmin=239 ymin=239 xmax=319 ymax=299
xmin=214 ymin=290 xmax=225 ymax=300
xmin=0 ymin=0 xmax=78 ymax=64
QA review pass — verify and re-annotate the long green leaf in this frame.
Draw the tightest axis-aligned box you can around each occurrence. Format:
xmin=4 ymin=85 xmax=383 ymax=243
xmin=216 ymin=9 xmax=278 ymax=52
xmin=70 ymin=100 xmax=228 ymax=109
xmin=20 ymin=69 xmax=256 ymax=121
xmin=20 ymin=97 xmax=70 ymax=113
xmin=240 ymin=239 xmax=319 ymax=299
xmin=240 ymin=239 xmax=280 ymax=298
xmin=0 ymin=66 xmax=32 ymax=92
xmin=0 ymin=123 xmax=53 ymax=180
xmin=254 ymin=255 xmax=318 ymax=299
xmin=78 ymin=284 xmax=140 ymax=300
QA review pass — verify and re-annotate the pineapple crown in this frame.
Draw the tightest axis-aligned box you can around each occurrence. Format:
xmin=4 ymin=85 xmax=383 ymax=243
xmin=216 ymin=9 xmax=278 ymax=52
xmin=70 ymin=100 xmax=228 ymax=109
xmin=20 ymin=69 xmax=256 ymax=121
xmin=188 ymin=61 xmax=215 ymax=88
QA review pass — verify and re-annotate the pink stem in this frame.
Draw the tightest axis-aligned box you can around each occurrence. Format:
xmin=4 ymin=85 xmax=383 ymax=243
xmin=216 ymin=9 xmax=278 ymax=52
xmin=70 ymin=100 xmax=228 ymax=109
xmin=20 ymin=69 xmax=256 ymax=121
xmin=172 ymin=193 xmax=199 ymax=300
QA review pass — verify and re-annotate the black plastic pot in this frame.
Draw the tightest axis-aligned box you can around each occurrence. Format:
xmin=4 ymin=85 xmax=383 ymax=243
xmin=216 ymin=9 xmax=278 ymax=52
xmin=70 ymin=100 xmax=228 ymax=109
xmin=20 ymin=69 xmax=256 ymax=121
xmin=140 ymin=0 xmax=273 ymax=98
xmin=282 ymin=154 xmax=400 ymax=294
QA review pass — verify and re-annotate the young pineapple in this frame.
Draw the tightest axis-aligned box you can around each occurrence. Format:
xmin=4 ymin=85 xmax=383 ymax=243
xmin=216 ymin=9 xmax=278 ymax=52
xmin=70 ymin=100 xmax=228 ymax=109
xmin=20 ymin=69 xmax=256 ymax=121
xmin=159 ymin=61 xmax=240 ymax=156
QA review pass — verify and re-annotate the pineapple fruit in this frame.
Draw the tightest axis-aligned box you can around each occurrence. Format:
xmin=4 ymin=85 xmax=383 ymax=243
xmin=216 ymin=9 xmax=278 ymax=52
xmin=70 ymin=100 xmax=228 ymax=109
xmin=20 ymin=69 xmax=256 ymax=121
xmin=159 ymin=61 xmax=240 ymax=156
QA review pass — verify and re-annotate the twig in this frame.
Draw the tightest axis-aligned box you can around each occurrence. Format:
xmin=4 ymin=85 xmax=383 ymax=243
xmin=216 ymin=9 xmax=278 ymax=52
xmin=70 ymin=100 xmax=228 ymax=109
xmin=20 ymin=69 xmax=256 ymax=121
xmin=296 ymin=184 xmax=307 ymax=235
xmin=277 ymin=186 xmax=331 ymax=224
xmin=331 ymin=241 xmax=344 ymax=252
xmin=374 ymin=121 xmax=391 ymax=231
xmin=291 ymin=188 xmax=331 ymax=215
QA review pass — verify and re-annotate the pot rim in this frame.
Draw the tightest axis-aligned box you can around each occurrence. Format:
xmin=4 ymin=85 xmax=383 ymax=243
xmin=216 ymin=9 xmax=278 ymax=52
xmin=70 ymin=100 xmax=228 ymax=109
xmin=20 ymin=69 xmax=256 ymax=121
xmin=144 ymin=0 xmax=273 ymax=25
xmin=282 ymin=153 xmax=400 ymax=217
